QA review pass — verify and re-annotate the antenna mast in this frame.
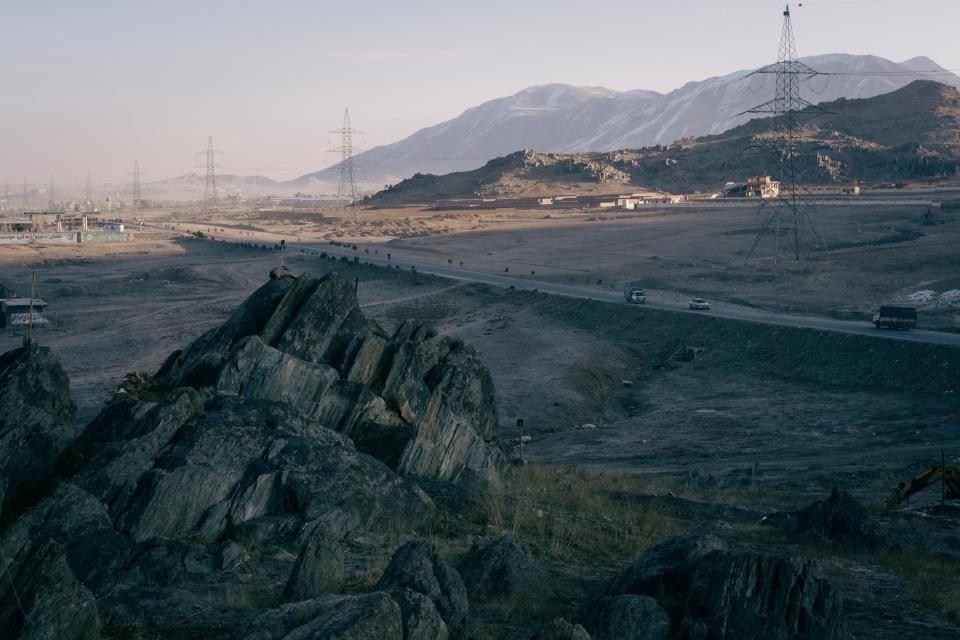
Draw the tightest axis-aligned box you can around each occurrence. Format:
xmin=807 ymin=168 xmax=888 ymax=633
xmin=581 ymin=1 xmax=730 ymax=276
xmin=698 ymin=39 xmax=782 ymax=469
xmin=743 ymin=4 xmax=827 ymax=268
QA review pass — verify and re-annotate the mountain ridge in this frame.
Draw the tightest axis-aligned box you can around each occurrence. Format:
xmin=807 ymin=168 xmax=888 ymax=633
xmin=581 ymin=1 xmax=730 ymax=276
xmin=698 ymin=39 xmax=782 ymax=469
xmin=295 ymin=53 xmax=960 ymax=188
xmin=369 ymin=80 xmax=960 ymax=202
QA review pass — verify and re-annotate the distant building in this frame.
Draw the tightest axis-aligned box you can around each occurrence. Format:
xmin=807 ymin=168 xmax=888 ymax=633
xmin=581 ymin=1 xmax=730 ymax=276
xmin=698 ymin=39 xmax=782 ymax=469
xmin=102 ymin=222 xmax=125 ymax=232
xmin=1 ymin=297 xmax=48 ymax=329
xmin=723 ymin=176 xmax=781 ymax=198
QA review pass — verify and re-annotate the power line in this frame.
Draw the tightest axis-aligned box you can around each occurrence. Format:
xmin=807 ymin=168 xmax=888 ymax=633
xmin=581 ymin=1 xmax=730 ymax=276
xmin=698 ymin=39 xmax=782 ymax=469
xmin=744 ymin=3 xmax=827 ymax=270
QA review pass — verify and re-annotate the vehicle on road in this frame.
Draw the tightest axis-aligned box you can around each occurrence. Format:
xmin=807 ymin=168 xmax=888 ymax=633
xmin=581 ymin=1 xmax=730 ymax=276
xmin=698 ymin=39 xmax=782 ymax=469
xmin=689 ymin=297 xmax=711 ymax=310
xmin=873 ymin=305 xmax=917 ymax=330
xmin=623 ymin=286 xmax=646 ymax=304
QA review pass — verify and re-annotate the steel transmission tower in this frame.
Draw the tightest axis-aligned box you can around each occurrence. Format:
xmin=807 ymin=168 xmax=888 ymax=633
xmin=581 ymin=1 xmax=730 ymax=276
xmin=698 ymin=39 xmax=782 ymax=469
xmin=47 ymin=176 xmax=56 ymax=211
xmin=330 ymin=108 xmax=361 ymax=218
xmin=742 ymin=4 xmax=827 ymax=268
xmin=202 ymin=136 xmax=219 ymax=206
xmin=2 ymin=181 xmax=8 ymax=212
xmin=22 ymin=180 xmax=29 ymax=212
xmin=85 ymin=171 xmax=93 ymax=209
xmin=133 ymin=161 xmax=142 ymax=209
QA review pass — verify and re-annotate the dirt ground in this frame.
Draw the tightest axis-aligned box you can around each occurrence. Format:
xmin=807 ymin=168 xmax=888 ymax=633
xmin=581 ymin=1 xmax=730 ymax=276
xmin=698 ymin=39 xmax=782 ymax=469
xmin=130 ymin=198 xmax=960 ymax=331
xmin=2 ymin=237 xmax=956 ymax=500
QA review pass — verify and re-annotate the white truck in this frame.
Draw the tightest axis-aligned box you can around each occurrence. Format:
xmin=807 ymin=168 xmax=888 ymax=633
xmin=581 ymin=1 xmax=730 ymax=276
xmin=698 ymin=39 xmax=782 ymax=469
xmin=623 ymin=286 xmax=646 ymax=304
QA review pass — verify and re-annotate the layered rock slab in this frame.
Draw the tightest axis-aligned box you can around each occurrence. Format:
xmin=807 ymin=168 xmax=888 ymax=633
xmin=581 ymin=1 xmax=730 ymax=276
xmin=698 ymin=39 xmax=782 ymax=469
xmin=157 ymin=272 xmax=502 ymax=484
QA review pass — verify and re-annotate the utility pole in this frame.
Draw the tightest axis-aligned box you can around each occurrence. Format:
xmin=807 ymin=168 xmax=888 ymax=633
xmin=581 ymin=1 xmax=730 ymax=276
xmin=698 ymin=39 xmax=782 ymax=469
xmin=133 ymin=160 xmax=142 ymax=209
xmin=84 ymin=171 xmax=93 ymax=209
xmin=330 ymin=108 xmax=361 ymax=220
xmin=742 ymin=4 xmax=827 ymax=268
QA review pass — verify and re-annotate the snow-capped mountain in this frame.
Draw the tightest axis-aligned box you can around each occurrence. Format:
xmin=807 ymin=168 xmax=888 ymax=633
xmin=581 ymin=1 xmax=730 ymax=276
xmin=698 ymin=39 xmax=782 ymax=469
xmin=295 ymin=54 xmax=960 ymax=187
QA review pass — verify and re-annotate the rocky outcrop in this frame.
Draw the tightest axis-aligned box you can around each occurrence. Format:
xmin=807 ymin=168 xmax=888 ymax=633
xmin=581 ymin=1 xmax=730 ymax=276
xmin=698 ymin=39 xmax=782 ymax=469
xmin=0 ymin=343 xmax=77 ymax=520
xmin=791 ymin=487 xmax=882 ymax=549
xmin=595 ymin=533 xmax=848 ymax=640
xmin=532 ymin=618 xmax=592 ymax=640
xmin=583 ymin=595 xmax=670 ymax=640
xmin=459 ymin=533 xmax=544 ymax=601
xmin=157 ymin=273 xmax=502 ymax=484
xmin=377 ymin=539 xmax=468 ymax=637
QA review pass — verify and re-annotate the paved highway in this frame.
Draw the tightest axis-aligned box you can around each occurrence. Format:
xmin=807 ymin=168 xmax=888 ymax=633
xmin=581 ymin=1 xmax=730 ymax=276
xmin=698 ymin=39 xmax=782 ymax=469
xmin=209 ymin=232 xmax=960 ymax=348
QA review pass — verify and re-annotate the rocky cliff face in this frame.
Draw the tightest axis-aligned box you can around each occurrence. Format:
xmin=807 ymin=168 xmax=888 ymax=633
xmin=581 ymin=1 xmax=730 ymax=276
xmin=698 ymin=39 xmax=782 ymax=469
xmin=157 ymin=273 xmax=502 ymax=484
xmin=0 ymin=343 xmax=77 ymax=522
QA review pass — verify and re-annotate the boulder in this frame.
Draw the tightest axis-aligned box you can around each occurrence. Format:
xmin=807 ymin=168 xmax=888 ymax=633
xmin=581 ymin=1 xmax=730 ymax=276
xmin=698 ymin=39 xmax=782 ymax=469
xmin=532 ymin=618 xmax=592 ymax=640
xmin=377 ymin=540 xmax=469 ymax=635
xmin=598 ymin=533 xmax=848 ymax=640
xmin=459 ymin=534 xmax=544 ymax=601
xmin=284 ymin=529 xmax=345 ymax=600
xmin=390 ymin=587 xmax=449 ymax=640
xmin=0 ymin=539 xmax=101 ymax=640
xmin=257 ymin=593 xmax=403 ymax=640
xmin=791 ymin=487 xmax=882 ymax=549
xmin=0 ymin=343 xmax=77 ymax=519
xmin=582 ymin=595 xmax=669 ymax=640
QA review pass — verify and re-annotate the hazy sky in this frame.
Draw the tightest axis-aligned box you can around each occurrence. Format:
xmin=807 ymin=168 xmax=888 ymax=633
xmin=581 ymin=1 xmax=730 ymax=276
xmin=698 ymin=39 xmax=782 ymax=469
xmin=3 ymin=0 xmax=959 ymax=188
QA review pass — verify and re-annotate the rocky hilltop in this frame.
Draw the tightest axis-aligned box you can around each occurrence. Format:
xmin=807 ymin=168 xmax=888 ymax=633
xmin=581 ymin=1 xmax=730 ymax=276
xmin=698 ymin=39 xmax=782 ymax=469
xmin=0 ymin=271 xmax=855 ymax=639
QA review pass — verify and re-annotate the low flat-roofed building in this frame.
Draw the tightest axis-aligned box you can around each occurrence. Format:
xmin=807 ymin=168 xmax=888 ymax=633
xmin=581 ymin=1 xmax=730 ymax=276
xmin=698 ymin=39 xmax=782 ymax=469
xmin=1 ymin=298 xmax=48 ymax=328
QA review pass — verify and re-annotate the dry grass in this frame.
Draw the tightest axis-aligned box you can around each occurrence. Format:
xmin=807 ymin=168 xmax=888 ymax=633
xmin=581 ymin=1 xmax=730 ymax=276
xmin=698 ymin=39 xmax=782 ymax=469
xmin=478 ymin=465 xmax=683 ymax=564
xmin=878 ymin=551 xmax=960 ymax=624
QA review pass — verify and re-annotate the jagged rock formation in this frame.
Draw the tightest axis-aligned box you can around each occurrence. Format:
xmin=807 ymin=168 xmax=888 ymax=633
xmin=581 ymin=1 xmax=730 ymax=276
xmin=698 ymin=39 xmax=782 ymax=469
xmin=458 ymin=533 xmax=544 ymax=602
xmin=791 ymin=487 xmax=883 ymax=549
xmin=0 ymin=273 xmax=507 ymax=639
xmin=532 ymin=618 xmax=592 ymax=640
xmin=0 ymin=343 xmax=76 ymax=521
xmin=583 ymin=595 xmax=670 ymax=640
xmin=376 ymin=540 xmax=469 ymax=638
xmin=157 ymin=273 xmax=502 ymax=484
xmin=591 ymin=533 xmax=848 ymax=639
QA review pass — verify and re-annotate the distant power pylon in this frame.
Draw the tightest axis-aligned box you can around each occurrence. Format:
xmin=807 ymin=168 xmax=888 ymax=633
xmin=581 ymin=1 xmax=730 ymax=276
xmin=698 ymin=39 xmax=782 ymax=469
xmin=742 ymin=4 xmax=827 ymax=269
xmin=330 ymin=108 xmax=362 ymax=219
xmin=22 ymin=179 xmax=29 ymax=212
xmin=47 ymin=176 xmax=56 ymax=211
xmin=201 ymin=136 xmax=219 ymax=207
xmin=85 ymin=171 xmax=93 ymax=209
xmin=2 ymin=181 xmax=8 ymax=212
xmin=133 ymin=161 xmax=142 ymax=209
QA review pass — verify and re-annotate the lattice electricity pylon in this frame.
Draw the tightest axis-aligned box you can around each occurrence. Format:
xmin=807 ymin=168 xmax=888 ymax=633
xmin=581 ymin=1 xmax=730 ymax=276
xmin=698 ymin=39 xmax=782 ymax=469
xmin=198 ymin=136 xmax=222 ymax=209
xmin=133 ymin=160 xmax=142 ymax=209
xmin=330 ymin=108 xmax=362 ymax=220
xmin=741 ymin=4 xmax=828 ymax=268
xmin=85 ymin=171 xmax=93 ymax=209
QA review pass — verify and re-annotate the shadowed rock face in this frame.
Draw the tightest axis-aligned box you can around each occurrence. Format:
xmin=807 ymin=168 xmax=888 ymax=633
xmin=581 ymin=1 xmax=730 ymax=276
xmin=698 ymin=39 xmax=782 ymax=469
xmin=595 ymin=533 xmax=848 ymax=640
xmin=0 ymin=343 xmax=77 ymax=521
xmin=157 ymin=272 xmax=502 ymax=484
